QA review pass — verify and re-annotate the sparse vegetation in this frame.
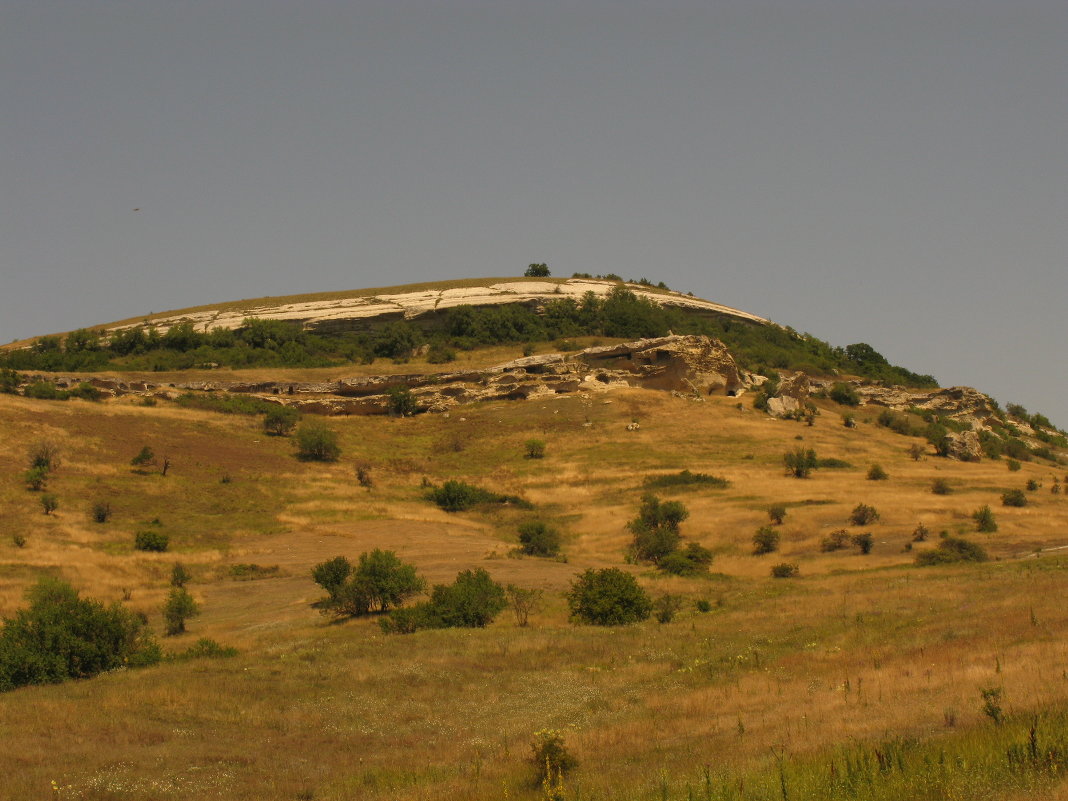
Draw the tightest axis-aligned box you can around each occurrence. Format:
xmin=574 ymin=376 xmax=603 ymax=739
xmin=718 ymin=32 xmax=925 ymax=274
xmin=643 ymin=470 xmax=730 ymax=490
xmin=931 ymin=478 xmax=952 ymax=495
xmin=427 ymin=480 xmax=531 ymax=512
xmin=915 ymin=536 xmax=989 ymax=565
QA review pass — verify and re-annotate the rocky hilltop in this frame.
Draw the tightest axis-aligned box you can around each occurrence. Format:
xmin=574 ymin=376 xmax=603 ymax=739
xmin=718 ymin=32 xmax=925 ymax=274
xmin=100 ymin=278 xmax=770 ymax=336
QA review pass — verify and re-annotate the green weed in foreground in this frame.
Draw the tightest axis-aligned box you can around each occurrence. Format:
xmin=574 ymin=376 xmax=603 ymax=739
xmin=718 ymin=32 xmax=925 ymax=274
xmin=638 ymin=709 xmax=1068 ymax=801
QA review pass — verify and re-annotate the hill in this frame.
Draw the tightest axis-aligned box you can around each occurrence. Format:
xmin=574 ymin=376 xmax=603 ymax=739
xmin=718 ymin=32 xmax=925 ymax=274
xmin=1 ymin=278 xmax=1067 ymax=800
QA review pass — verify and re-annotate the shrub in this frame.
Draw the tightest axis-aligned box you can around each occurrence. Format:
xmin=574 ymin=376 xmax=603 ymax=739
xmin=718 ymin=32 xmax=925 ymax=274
xmin=134 ymin=530 xmax=169 ymax=552
xmin=170 ymin=563 xmax=191 ymax=588
xmin=131 ymin=445 xmax=156 ymax=468
xmin=852 ymin=532 xmax=874 ymax=554
xmin=1007 ymin=459 xmax=1022 ymax=472
xmin=90 ymin=501 xmax=112 ymax=523
xmin=0 ymin=368 xmax=21 ymax=394
xmin=524 ymin=439 xmax=546 ymax=459
xmin=505 ymin=585 xmax=542 ymax=627
xmin=28 ymin=441 xmax=61 ymax=473
xmin=908 ymin=443 xmax=925 ymax=461
xmin=850 ymin=504 xmax=879 ymax=526
xmin=694 ymin=599 xmax=713 ymax=613
xmin=1002 ymin=489 xmax=1027 ymax=507
xmin=1026 ymin=479 xmax=1041 ymax=492
xmin=767 ymin=504 xmax=787 ymax=525
xmin=11 ymin=534 xmax=26 ymax=548
xmin=915 ymin=537 xmax=989 ymax=565
xmin=820 ymin=530 xmax=850 ymax=552
xmin=383 ymin=568 xmax=505 ymax=632
xmin=356 ymin=465 xmax=374 ymax=489
xmin=530 ymin=729 xmax=576 ymax=785
xmin=386 ymin=387 xmax=418 ymax=417
xmin=311 ymin=556 xmax=353 ymax=600
xmin=23 ymin=381 xmax=69 ymax=400
xmin=866 ymin=463 xmax=889 ymax=481
xmin=752 ymin=526 xmax=780 ymax=555
xmin=643 ymin=470 xmax=730 ymax=490
xmin=294 ymin=421 xmax=341 ymax=461
xmin=659 ymin=542 xmax=714 ymax=576
xmin=842 ymin=413 xmax=856 ymax=428
xmin=931 ymin=478 xmax=952 ymax=495
xmin=829 ymin=382 xmax=860 ymax=406
xmin=567 ymin=568 xmax=651 ymax=626
xmin=973 ymin=505 xmax=998 ymax=533
xmin=0 ymin=579 xmax=160 ymax=691
xmin=425 ymin=344 xmax=456 ymax=364
xmin=163 ymin=588 xmax=199 ymax=635
xmin=169 ymin=638 xmax=238 ymax=661
xmin=783 ymin=448 xmax=818 ymax=478
xmin=771 ymin=563 xmax=799 ymax=578
xmin=517 ymin=520 xmax=562 ymax=557
xmin=24 ymin=467 xmax=48 ymax=491
xmin=653 ymin=594 xmax=685 ymax=623
xmin=263 ymin=405 xmax=299 ymax=436
xmin=40 ymin=494 xmax=58 ymax=515
xmin=627 ymin=494 xmax=688 ymax=564
xmin=524 ymin=263 xmax=551 ymax=277
xmin=817 ymin=457 xmax=853 ymax=469
xmin=426 ymin=480 xmax=530 ymax=512
xmin=912 ymin=523 xmax=930 ymax=542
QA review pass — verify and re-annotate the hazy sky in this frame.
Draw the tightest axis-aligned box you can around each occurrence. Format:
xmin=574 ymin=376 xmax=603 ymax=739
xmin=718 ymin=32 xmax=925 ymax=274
xmin=2 ymin=1 xmax=1065 ymax=425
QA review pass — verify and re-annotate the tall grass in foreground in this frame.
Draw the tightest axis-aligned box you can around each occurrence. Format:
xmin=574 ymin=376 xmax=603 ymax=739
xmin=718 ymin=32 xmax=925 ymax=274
xmin=557 ymin=709 xmax=1068 ymax=801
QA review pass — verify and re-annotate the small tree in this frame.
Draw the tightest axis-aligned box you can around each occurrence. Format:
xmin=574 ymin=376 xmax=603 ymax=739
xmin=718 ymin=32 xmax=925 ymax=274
xmin=263 ymin=406 xmax=299 ymax=436
xmin=170 ymin=563 xmax=192 ymax=588
xmin=163 ymin=588 xmax=199 ymax=635
xmin=311 ymin=556 xmax=352 ymax=601
xmin=40 ymin=494 xmax=58 ymax=515
xmin=524 ymin=439 xmax=546 ymax=459
xmin=627 ymin=494 xmax=688 ymax=564
xmin=567 ymin=568 xmax=651 ymax=626
xmin=294 ymin=421 xmax=341 ymax=462
xmin=973 ymin=505 xmax=998 ymax=532
xmin=425 ymin=568 xmax=506 ymax=628
xmin=28 ymin=441 xmax=61 ymax=473
xmin=518 ymin=520 xmax=562 ymax=557
xmin=767 ymin=504 xmax=787 ymax=525
xmin=851 ymin=532 xmax=874 ymax=554
xmin=386 ymin=387 xmax=418 ymax=417
xmin=752 ymin=526 xmax=780 ymax=555
xmin=130 ymin=446 xmax=156 ymax=468
xmin=783 ymin=448 xmax=818 ymax=478
xmin=506 ymin=584 xmax=543 ymax=627
xmin=524 ymin=263 xmax=551 ymax=277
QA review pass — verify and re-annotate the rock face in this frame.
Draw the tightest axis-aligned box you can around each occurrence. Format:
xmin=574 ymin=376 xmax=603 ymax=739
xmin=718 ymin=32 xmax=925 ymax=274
xmin=941 ymin=430 xmax=983 ymax=462
xmin=24 ymin=335 xmax=749 ymax=416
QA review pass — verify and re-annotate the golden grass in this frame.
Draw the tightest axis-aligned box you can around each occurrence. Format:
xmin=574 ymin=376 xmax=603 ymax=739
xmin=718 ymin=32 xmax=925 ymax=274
xmin=1 ymin=386 xmax=1067 ymax=799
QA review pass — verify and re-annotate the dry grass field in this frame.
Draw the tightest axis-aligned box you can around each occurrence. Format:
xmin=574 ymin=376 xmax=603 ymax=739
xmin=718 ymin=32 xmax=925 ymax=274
xmin=2 ymin=377 xmax=1068 ymax=800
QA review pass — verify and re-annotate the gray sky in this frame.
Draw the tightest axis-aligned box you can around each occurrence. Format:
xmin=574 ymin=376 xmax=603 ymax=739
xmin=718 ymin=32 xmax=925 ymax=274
xmin=2 ymin=1 xmax=1066 ymax=425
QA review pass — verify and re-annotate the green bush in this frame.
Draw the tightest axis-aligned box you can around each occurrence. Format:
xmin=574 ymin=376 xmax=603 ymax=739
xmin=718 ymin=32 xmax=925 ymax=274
xmin=382 ymin=568 xmax=504 ymax=632
xmin=28 ymin=441 xmax=61 ymax=473
xmin=130 ymin=446 xmax=156 ymax=468
xmin=783 ymin=448 xmax=818 ymax=478
xmin=23 ymin=381 xmax=70 ymax=400
xmin=852 ymin=532 xmax=874 ymax=554
xmin=426 ymin=480 xmax=531 ymax=512
xmin=24 ymin=466 xmax=48 ymax=492
xmin=850 ymin=504 xmax=880 ymax=526
xmin=973 ymin=505 xmax=998 ymax=533
xmin=829 ymin=382 xmax=860 ymax=406
xmin=386 ymin=387 xmax=418 ymax=417
xmin=90 ymin=501 xmax=112 ymax=523
xmin=752 ymin=526 xmax=780 ymax=555
xmin=1007 ymin=459 xmax=1022 ymax=472
xmin=40 ymin=494 xmax=58 ymax=515
xmin=866 ymin=463 xmax=889 ymax=481
xmin=643 ymin=470 xmax=730 ymax=490
xmin=170 ymin=563 xmax=191 ymax=588
xmin=915 ymin=537 xmax=989 ymax=565
xmin=627 ymin=494 xmax=688 ymax=564
xmin=163 ymin=588 xmax=199 ymax=635
xmin=1026 ymin=479 xmax=1041 ymax=492
xmin=530 ymin=728 xmax=576 ymax=785
xmin=524 ymin=439 xmax=546 ymax=459
xmin=659 ymin=542 xmax=714 ymax=576
xmin=263 ymin=405 xmax=299 ymax=436
xmin=767 ymin=504 xmax=787 ymax=525
xmin=0 ymin=579 xmax=160 ymax=691
xmin=931 ymin=478 xmax=952 ymax=495
xmin=524 ymin=263 xmax=551 ymax=277
xmin=517 ymin=520 xmax=562 ymax=557
xmin=820 ymin=530 xmax=850 ymax=552
xmin=771 ymin=563 xmax=799 ymax=578
xmin=315 ymin=551 xmax=424 ymax=617
xmin=567 ymin=568 xmax=651 ymax=626
xmin=134 ymin=530 xmax=169 ymax=552
xmin=294 ymin=421 xmax=342 ymax=461
xmin=1002 ymin=489 xmax=1027 ymax=507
